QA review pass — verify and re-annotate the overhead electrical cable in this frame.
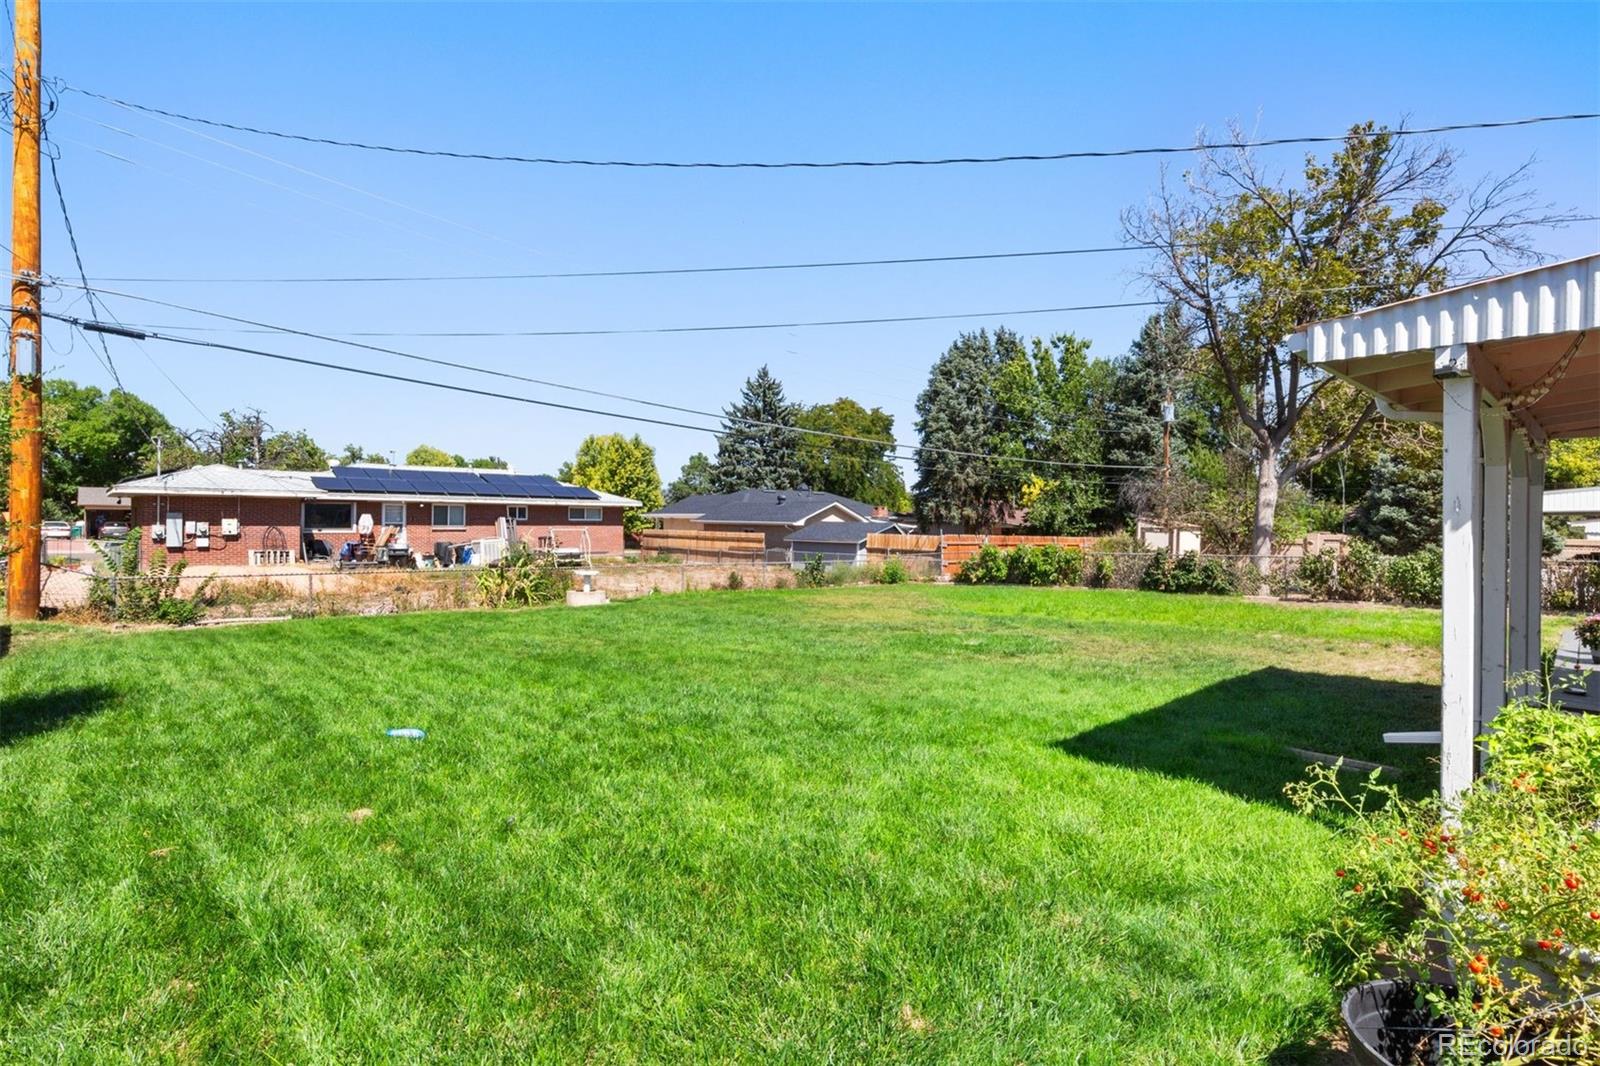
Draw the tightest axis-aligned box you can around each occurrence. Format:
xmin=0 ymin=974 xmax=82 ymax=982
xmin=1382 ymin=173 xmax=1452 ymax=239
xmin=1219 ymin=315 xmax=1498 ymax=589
xmin=60 ymin=216 xmax=1597 ymax=286
xmin=58 ymin=85 xmax=1600 ymax=169
xmin=38 ymin=308 xmax=1155 ymax=473
xmin=42 ymin=136 xmax=218 ymax=427
xmin=55 ymin=284 xmax=1167 ymax=337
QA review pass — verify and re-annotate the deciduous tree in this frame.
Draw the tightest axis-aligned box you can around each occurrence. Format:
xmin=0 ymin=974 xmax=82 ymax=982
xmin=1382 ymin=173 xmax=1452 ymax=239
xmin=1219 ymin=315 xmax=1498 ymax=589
xmin=795 ymin=398 xmax=908 ymax=510
xmin=1126 ymin=122 xmax=1567 ymax=571
xmin=558 ymin=433 xmax=664 ymax=537
xmin=666 ymin=452 xmax=714 ymax=502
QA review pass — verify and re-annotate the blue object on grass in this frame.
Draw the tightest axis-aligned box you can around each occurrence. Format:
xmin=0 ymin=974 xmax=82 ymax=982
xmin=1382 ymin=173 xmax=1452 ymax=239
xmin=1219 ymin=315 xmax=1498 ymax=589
xmin=386 ymin=727 xmax=426 ymax=739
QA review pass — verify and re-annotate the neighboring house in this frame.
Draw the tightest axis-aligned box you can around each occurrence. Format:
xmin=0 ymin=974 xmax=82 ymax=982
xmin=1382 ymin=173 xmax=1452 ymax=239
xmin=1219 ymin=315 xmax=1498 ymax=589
xmin=1546 ymin=485 xmax=1600 ymax=546
xmin=785 ymin=519 xmax=907 ymax=566
xmin=110 ymin=463 xmax=639 ymax=566
xmin=76 ymin=486 xmax=131 ymax=535
xmin=644 ymin=489 xmax=883 ymax=550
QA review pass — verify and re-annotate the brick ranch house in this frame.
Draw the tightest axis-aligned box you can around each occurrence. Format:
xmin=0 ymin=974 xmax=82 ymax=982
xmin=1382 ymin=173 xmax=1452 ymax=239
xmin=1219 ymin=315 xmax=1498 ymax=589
xmin=643 ymin=489 xmax=887 ymax=551
xmin=110 ymin=463 xmax=639 ymax=567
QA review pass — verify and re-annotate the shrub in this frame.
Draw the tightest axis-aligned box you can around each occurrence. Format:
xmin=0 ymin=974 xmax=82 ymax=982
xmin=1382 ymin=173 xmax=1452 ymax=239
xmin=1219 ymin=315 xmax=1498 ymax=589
xmin=1294 ymin=548 xmax=1340 ymax=599
xmin=725 ymin=569 xmax=744 ymax=591
xmin=1341 ymin=539 xmax=1385 ymax=601
xmin=877 ymin=557 xmax=909 ymax=585
xmin=1006 ymin=544 xmax=1049 ymax=586
xmin=1093 ymin=532 xmax=1141 ymax=554
xmin=798 ymin=554 xmax=829 ymax=588
xmin=1140 ymin=549 xmax=1235 ymax=596
xmin=154 ymin=597 xmax=202 ymax=626
xmin=1139 ymin=549 xmax=1175 ymax=592
xmin=475 ymin=545 xmax=569 ymax=607
xmin=957 ymin=545 xmax=1007 ymax=585
xmin=87 ymin=529 xmax=206 ymax=624
xmin=1383 ymin=545 xmax=1443 ymax=606
xmin=1056 ymin=547 xmax=1085 ymax=586
xmin=1089 ymin=554 xmax=1116 ymax=588
xmin=1287 ymin=697 xmax=1600 ymax=1052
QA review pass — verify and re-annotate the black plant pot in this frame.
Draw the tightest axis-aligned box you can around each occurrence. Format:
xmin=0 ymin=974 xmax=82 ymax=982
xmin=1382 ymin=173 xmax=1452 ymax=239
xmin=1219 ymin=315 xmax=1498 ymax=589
xmin=1342 ymin=980 xmax=1453 ymax=1066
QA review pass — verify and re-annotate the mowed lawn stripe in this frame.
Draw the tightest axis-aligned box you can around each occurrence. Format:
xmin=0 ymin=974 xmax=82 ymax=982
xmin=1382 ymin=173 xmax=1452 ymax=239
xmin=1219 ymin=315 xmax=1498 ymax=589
xmin=0 ymin=586 xmax=1441 ymax=1063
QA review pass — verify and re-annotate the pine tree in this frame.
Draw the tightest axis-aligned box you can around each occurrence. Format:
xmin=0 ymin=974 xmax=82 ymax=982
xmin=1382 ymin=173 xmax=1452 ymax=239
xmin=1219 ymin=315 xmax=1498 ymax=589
xmin=913 ymin=328 xmax=1020 ymax=530
xmin=1350 ymin=452 xmax=1441 ymax=555
xmin=710 ymin=366 xmax=802 ymax=493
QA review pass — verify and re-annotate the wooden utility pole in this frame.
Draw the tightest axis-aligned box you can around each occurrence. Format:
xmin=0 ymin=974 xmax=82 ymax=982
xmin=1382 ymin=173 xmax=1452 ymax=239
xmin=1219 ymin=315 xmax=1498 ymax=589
xmin=5 ymin=0 xmax=42 ymax=619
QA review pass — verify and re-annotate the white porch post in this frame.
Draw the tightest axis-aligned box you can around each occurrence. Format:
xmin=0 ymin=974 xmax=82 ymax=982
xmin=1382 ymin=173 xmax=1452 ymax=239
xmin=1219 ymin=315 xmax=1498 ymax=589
xmin=1438 ymin=346 xmax=1481 ymax=801
xmin=1479 ymin=411 xmax=1509 ymax=732
xmin=1507 ymin=435 xmax=1534 ymax=690
xmin=1524 ymin=451 xmax=1546 ymax=674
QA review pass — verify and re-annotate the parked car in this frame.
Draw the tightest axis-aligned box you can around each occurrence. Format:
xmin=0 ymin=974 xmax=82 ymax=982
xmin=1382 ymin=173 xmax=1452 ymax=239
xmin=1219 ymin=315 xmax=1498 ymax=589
xmin=40 ymin=520 xmax=72 ymax=540
xmin=98 ymin=521 xmax=130 ymax=539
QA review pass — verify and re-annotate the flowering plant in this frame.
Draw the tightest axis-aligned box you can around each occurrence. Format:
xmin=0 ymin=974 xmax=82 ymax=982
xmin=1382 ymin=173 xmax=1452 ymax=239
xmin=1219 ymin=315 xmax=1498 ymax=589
xmin=1575 ymin=615 xmax=1600 ymax=656
xmin=1287 ymin=692 xmax=1600 ymax=1062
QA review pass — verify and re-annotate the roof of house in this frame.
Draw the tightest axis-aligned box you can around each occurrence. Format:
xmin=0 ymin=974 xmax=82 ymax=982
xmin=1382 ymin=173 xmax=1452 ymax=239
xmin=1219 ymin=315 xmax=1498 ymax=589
xmin=76 ymin=486 xmax=131 ymax=508
xmin=645 ymin=489 xmax=874 ymax=525
xmin=783 ymin=519 xmax=902 ymax=545
xmin=1546 ymin=486 xmax=1600 ymax=516
xmin=111 ymin=464 xmax=640 ymax=507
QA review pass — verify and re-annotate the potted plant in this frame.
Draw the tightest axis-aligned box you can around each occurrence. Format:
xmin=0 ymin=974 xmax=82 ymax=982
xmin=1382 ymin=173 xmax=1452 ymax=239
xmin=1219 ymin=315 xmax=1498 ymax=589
xmin=1576 ymin=614 xmax=1600 ymax=658
xmin=1287 ymin=693 xmax=1600 ymax=1064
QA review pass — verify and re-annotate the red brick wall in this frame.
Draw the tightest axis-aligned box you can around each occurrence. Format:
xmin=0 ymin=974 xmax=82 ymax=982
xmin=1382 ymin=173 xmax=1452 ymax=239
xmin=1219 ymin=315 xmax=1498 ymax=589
xmin=130 ymin=495 xmax=302 ymax=566
xmin=128 ymin=495 xmax=625 ymax=565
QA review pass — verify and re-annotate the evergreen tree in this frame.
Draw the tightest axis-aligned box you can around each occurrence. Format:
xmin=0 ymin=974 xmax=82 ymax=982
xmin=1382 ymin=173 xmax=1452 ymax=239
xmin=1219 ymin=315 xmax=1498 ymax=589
xmin=1349 ymin=452 xmax=1441 ymax=555
xmin=666 ymin=452 xmax=714 ymax=502
xmin=710 ymin=366 xmax=802 ymax=492
xmin=913 ymin=328 xmax=1021 ymax=530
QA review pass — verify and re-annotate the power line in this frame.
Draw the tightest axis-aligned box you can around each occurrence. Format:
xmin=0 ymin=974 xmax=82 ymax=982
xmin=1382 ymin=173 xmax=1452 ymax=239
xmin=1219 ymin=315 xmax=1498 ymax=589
xmin=42 ymin=141 xmax=218 ymax=427
xmin=47 ymin=216 xmax=1597 ymax=287
xmin=65 ymin=291 xmax=1168 ymax=337
xmin=40 ymin=308 xmax=1155 ymax=473
xmin=77 ymin=244 xmax=1156 ymax=284
xmin=59 ymin=85 xmax=1600 ymax=169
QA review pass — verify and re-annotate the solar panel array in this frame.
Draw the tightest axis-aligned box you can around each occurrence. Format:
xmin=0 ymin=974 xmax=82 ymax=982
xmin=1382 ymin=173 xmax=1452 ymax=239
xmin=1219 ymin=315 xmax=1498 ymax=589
xmin=310 ymin=467 xmax=600 ymax=501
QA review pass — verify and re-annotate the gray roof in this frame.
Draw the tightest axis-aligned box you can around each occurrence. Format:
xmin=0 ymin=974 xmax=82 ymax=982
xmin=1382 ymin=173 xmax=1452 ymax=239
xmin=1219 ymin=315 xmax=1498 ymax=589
xmin=76 ymin=486 xmax=131 ymax=508
xmin=111 ymin=463 xmax=639 ymax=507
xmin=647 ymin=489 xmax=874 ymax=525
xmin=784 ymin=520 xmax=901 ymax=545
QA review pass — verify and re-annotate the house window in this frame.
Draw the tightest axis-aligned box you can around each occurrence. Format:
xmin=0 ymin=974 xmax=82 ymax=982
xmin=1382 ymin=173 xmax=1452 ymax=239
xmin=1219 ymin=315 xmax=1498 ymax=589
xmin=569 ymin=506 xmax=602 ymax=523
xmin=506 ymin=505 xmax=528 ymax=521
xmin=432 ymin=503 xmax=466 ymax=529
xmin=303 ymin=501 xmax=355 ymax=530
xmin=381 ymin=502 xmax=407 ymax=527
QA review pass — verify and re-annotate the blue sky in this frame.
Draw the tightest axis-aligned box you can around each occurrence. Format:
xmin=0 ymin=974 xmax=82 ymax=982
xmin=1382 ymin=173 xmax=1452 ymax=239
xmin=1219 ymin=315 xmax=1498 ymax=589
xmin=23 ymin=1 xmax=1600 ymax=481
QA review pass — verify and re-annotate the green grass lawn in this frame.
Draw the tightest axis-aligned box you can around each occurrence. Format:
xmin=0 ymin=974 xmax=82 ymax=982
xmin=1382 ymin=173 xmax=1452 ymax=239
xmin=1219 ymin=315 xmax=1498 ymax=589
xmin=0 ymin=586 xmax=1447 ymax=1064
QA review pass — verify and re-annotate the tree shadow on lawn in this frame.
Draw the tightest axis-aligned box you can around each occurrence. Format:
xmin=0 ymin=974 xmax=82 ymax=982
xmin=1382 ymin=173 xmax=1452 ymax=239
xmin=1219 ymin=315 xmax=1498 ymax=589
xmin=1054 ymin=667 xmax=1440 ymax=806
xmin=2 ymin=685 xmax=119 ymax=747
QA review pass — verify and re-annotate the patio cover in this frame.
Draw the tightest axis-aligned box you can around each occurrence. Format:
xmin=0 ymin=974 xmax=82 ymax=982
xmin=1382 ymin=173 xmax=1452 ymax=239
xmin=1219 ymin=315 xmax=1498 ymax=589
xmin=1289 ymin=254 xmax=1599 ymax=799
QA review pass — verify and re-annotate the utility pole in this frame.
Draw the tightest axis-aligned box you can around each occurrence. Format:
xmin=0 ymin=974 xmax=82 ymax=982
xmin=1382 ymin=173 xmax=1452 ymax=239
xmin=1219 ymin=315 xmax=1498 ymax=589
xmin=1160 ymin=390 xmax=1175 ymax=554
xmin=5 ymin=0 xmax=42 ymax=620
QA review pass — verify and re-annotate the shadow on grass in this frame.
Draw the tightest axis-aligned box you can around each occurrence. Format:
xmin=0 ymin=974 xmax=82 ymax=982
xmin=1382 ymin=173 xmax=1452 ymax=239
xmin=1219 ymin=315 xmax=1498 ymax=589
xmin=1054 ymin=667 xmax=1440 ymax=805
xmin=2 ymin=685 xmax=118 ymax=747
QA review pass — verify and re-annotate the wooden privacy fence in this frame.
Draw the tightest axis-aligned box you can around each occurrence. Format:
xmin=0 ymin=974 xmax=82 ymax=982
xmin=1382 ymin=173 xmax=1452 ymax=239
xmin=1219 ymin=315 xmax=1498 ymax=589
xmin=938 ymin=534 xmax=1097 ymax=577
xmin=865 ymin=532 xmax=941 ymax=555
xmin=636 ymin=529 xmax=766 ymax=558
xmin=865 ymin=531 xmax=1098 ymax=576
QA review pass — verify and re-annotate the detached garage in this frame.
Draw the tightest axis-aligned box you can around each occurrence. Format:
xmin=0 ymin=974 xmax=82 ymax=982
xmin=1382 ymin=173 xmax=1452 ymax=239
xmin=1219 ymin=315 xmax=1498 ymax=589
xmin=785 ymin=520 xmax=904 ymax=566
